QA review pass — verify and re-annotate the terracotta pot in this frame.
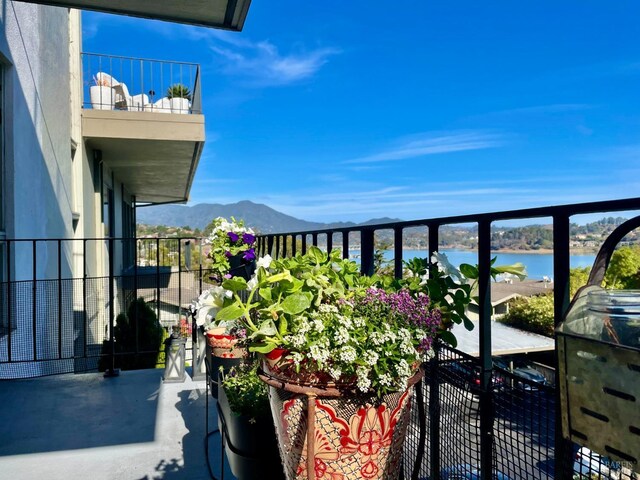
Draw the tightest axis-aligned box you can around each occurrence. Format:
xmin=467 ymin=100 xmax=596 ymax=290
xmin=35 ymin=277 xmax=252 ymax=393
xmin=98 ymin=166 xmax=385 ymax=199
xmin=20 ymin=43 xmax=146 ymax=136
xmin=205 ymin=327 xmax=246 ymax=359
xmin=259 ymin=368 xmax=423 ymax=480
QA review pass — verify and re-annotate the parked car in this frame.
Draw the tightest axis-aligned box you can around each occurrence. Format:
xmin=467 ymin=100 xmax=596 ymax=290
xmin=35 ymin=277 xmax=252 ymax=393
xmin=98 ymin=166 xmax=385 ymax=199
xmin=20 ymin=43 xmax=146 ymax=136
xmin=573 ymin=447 xmax=622 ymax=479
xmin=493 ymin=356 xmax=550 ymax=391
xmin=440 ymin=359 xmax=505 ymax=395
xmin=439 ymin=463 xmax=511 ymax=479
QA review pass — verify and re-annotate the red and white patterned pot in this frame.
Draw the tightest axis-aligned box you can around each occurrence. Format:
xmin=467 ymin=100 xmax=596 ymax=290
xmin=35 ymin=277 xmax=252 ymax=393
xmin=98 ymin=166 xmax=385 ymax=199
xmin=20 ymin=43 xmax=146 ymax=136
xmin=205 ymin=327 xmax=246 ymax=359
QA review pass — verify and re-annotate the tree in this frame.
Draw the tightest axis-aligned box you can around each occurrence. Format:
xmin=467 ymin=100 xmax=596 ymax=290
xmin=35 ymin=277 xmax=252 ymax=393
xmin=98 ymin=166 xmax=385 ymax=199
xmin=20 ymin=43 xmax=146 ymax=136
xmin=570 ymin=266 xmax=591 ymax=298
xmin=498 ymin=293 xmax=555 ymax=337
xmin=604 ymin=246 xmax=640 ymax=289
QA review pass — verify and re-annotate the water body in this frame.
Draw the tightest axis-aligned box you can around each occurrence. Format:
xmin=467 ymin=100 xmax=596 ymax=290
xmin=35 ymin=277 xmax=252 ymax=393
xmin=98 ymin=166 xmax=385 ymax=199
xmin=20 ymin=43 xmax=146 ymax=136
xmin=350 ymin=249 xmax=596 ymax=280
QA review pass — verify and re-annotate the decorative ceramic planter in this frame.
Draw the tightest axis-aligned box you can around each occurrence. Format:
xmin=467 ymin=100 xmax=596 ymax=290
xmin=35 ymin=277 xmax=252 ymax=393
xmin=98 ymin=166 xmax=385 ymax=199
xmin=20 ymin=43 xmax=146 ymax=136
xmin=259 ymin=367 xmax=423 ymax=480
xmin=206 ymin=327 xmax=246 ymax=359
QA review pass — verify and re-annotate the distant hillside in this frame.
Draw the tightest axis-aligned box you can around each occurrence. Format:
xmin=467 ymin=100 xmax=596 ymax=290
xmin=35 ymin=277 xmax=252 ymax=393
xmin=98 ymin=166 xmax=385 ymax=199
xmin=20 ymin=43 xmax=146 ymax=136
xmin=135 ymin=200 xmax=402 ymax=234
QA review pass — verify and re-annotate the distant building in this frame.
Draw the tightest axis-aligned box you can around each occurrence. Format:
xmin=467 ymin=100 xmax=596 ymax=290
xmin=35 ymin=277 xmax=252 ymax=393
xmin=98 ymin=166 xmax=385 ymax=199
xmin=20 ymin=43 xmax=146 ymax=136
xmin=467 ymin=279 xmax=554 ymax=320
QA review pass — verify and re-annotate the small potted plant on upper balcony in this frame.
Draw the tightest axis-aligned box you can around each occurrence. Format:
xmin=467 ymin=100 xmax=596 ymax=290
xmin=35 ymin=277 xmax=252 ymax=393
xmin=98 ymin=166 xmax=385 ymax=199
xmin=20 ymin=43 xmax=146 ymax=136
xmin=167 ymin=83 xmax=191 ymax=114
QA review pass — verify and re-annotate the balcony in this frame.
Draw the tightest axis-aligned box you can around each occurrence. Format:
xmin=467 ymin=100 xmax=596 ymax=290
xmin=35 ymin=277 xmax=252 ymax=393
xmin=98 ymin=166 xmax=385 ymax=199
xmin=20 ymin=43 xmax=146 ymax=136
xmin=81 ymin=53 xmax=205 ymax=204
xmin=17 ymin=0 xmax=251 ymax=30
xmin=2 ymin=199 xmax=640 ymax=479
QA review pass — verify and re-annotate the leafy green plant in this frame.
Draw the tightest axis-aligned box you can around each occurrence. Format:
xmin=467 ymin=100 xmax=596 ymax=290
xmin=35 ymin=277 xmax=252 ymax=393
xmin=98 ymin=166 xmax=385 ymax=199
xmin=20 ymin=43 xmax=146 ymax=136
xmin=99 ymin=297 xmax=166 ymax=371
xmin=395 ymin=252 xmax=527 ymax=347
xmin=216 ymin=246 xmax=440 ymax=395
xmin=166 ymin=83 xmax=191 ymax=101
xmin=220 ymin=362 xmax=270 ymax=418
xmin=498 ymin=292 xmax=555 ymax=336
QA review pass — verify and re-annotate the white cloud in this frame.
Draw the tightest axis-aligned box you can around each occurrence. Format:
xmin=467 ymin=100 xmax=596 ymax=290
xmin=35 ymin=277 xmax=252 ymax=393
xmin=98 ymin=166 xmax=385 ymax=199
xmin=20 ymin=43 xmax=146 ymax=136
xmin=181 ymin=26 xmax=339 ymax=87
xmin=343 ymin=131 xmax=505 ymax=164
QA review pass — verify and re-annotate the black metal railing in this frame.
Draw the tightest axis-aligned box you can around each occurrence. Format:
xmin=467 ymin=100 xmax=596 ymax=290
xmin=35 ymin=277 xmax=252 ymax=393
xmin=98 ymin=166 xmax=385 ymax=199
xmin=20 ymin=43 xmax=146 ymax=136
xmin=81 ymin=53 xmax=202 ymax=114
xmin=256 ymin=197 xmax=640 ymax=480
xmin=0 ymin=237 xmax=213 ymax=379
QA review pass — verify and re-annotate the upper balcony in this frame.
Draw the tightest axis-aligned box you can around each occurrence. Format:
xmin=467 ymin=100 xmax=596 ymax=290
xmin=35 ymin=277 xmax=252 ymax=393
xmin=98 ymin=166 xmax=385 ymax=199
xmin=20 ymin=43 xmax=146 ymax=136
xmin=81 ymin=53 xmax=205 ymax=204
xmin=19 ymin=0 xmax=251 ymax=30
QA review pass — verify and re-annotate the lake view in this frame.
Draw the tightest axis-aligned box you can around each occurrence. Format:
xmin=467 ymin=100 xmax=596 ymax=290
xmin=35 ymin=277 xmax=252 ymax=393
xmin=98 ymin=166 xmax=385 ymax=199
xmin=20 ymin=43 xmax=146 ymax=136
xmin=349 ymin=249 xmax=596 ymax=280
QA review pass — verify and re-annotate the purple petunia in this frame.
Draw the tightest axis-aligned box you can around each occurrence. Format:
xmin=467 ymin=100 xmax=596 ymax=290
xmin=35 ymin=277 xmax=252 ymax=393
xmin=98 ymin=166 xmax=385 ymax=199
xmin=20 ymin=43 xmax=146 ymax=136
xmin=227 ymin=231 xmax=239 ymax=243
xmin=242 ymin=233 xmax=256 ymax=245
xmin=224 ymin=274 xmax=232 ymax=279
xmin=243 ymin=248 xmax=256 ymax=261
xmin=224 ymin=250 xmax=232 ymax=258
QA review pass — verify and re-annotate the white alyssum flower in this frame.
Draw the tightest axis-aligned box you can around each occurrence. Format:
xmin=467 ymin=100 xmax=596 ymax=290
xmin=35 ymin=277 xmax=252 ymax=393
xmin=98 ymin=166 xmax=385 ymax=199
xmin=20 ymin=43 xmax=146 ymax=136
xmin=378 ymin=373 xmax=393 ymax=387
xmin=338 ymin=345 xmax=357 ymax=363
xmin=333 ymin=327 xmax=350 ymax=345
xmin=284 ymin=333 xmax=306 ymax=349
xmin=311 ymin=317 xmax=325 ymax=333
xmin=352 ymin=316 xmax=366 ymax=329
xmin=291 ymin=352 xmax=304 ymax=366
xmin=318 ymin=304 xmax=339 ymax=314
xmin=308 ymin=343 xmax=330 ymax=365
xmin=363 ymin=351 xmax=379 ymax=366
xmin=328 ymin=366 xmax=342 ymax=380
xmin=356 ymin=366 xmax=371 ymax=393
xmin=395 ymin=359 xmax=411 ymax=378
xmin=369 ymin=331 xmax=385 ymax=346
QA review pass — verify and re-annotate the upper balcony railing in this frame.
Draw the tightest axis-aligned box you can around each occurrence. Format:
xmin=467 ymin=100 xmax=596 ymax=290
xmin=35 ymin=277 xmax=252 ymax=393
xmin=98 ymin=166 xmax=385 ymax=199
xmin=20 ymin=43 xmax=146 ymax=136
xmin=81 ymin=53 xmax=202 ymax=115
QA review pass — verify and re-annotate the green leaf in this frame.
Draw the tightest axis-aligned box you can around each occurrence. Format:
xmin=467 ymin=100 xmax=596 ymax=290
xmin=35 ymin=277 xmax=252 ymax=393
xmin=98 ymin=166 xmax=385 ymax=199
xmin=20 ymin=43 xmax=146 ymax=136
xmin=222 ymin=277 xmax=248 ymax=292
xmin=215 ymin=304 xmax=245 ymax=322
xmin=459 ymin=263 xmax=479 ymax=280
xmin=462 ymin=315 xmax=475 ymax=331
xmin=307 ymin=246 xmax=327 ymax=264
xmin=439 ymin=330 xmax=458 ymax=348
xmin=278 ymin=317 xmax=288 ymax=335
xmin=280 ymin=293 xmax=311 ymax=315
xmin=249 ymin=342 xmax=277 ymax=354
xmin=266 ymin=272 xmax=292 ymax=284
xmin=259 ymin=287 xmax=273 ymax=302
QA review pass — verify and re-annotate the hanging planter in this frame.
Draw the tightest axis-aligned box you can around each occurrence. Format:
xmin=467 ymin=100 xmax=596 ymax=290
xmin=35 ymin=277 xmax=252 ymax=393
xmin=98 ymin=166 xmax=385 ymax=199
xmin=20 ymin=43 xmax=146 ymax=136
xmin=206 ymin=326 xmax=246 ymax=359
xmin=259 ymin=366 xmax=423 ymax=480
xmin=228 ymin=253 xmax=256 ymax=280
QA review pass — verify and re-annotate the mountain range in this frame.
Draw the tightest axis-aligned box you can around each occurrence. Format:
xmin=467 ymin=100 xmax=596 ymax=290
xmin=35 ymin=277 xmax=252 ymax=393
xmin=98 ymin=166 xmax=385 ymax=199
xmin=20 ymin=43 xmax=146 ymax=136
xmin=135 ymin=201 xmax=401 ymax=234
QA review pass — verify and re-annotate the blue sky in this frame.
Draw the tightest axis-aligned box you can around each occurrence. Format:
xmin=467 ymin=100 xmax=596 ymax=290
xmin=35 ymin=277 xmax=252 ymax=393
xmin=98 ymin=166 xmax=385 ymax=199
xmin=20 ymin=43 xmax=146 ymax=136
xmin=82 ymin=1 xmax=640 ymax=223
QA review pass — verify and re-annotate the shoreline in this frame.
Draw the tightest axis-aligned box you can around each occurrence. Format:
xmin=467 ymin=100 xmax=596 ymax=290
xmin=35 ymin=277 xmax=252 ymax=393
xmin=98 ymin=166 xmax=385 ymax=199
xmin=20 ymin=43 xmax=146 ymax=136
xmin=348 ymin=247 xmax=598 ymax=255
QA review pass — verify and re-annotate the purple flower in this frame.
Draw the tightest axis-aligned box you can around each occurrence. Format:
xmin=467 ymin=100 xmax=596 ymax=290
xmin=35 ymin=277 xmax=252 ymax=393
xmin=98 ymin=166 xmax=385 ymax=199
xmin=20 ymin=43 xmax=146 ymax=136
xmin=242 ymin=233 xmax=256 ymax=245
xmin=243 ymin=248 xmax=256 ymax=261
xmin=224 ymin=274 xmax=232 ymax=279
xmin=227 ymin=231 xmax=239 ymax=243
xmin=224 ymin=250 xmax=232 ymax=258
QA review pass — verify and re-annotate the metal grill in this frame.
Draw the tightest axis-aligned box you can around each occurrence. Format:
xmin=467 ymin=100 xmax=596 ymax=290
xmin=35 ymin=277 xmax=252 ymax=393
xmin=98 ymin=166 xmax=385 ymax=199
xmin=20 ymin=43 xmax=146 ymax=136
xmin=0 ymin=237 xmax=214 ymax=379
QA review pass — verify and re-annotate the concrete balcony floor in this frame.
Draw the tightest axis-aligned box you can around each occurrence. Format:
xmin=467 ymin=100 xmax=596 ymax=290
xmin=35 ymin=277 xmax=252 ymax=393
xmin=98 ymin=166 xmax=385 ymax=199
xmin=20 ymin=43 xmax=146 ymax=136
xmin=0 ymin=369 xmax=232 ymax=480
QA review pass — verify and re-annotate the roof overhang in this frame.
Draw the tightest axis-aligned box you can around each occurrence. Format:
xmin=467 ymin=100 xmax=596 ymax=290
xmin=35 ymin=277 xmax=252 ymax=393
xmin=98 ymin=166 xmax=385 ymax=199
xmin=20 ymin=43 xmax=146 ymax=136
xmin=82 ymin=110 xmax=205 ymax=204
xmin=14 ymin=0 xmax=251 ymax=30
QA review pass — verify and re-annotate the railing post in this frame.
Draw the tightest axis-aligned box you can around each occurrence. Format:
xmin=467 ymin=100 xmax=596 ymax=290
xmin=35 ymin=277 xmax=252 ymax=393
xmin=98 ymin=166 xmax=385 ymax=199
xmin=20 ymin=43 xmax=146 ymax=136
xmin=554 ymin=213 xmax=572 ymax=480
xmin=312 ymin=233 xmax=318 ymax=247
xmin=156 ymin=237 xmax=160 ymax=322
xmin=360 ymin=228 xmax=375 ymax=276
xmin=394 ymin=227 xmax=403 ymax=279
xmin=478 ymin=220 xmax=494 ymax=480
xmin=301 ymin=234 xmax=307 ymax=255
xmin=57 ymin=240 xmax=63 ymax=359
xmin=83 ymin=239 xmax=87 ymax=359
xmin=267 ymin=236 xmax=275 ymax=258
xmin=104 ymin=236 xmax=119 ymax=377
xmin=326 ymin=233 xmax=333 ymax=255
xmin=428 ymin=225 xmax=441 ymax=480
xmin=342 ymin=231 xmax=349 ymax=259
xmin=5 ymin=240 xmax=11 ymax=362
xmin=292 ymin=235 xmax=297 ymax=257
xmin=275 ymin=235 xmax=281 ymax=259
xmin=282 ymin=235 xmax=288 ymax=258
xmin=32 ymin=241 xmax=37 ymax=362
xmin=178 ymin=239 xmax=182 ymax=327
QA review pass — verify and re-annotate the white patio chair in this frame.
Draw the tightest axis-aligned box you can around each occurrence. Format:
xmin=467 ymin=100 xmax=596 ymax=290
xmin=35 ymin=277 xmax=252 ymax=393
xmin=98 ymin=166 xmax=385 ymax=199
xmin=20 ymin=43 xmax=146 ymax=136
xmin=112 ymin=82 xmax=150 ymax=111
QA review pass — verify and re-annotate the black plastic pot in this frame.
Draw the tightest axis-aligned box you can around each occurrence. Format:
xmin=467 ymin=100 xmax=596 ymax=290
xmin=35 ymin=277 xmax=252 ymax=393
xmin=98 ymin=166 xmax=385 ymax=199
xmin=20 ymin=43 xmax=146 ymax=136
xmin=228 ymin=253 xmax=256 ymax=280
xmin=206 ymin=344 xmax=244 ymax=399
xmin=217 ymin=379 xmax=285 ymax=480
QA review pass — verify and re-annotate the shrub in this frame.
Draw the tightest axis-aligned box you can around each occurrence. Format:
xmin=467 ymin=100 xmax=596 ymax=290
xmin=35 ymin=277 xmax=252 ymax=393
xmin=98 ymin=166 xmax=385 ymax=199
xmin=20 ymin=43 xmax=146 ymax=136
xmin=498 ymin=292 xmax=555 ymax=337
xmin=99 ymin=298 xmax=166 ymax=371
